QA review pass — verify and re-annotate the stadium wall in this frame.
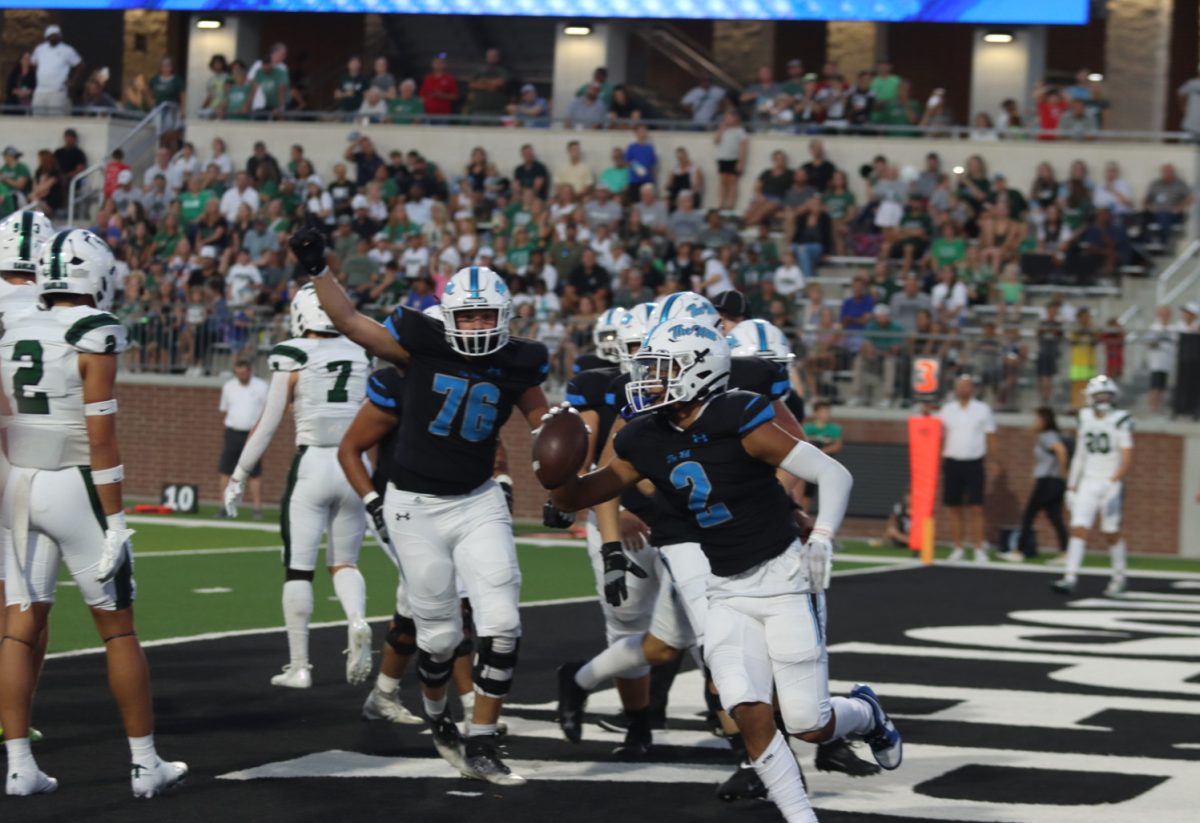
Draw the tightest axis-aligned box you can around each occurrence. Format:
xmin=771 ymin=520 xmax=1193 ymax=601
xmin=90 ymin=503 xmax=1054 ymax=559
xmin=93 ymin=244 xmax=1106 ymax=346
xmin=118 ymin=375 xmax=1196 ymax=555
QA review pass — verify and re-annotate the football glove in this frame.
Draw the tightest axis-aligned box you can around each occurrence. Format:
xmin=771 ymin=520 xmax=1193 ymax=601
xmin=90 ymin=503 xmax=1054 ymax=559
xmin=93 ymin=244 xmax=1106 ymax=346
xmin=496 ymin=474 xmax=514 ymax=515
xmin=600 ymin=541 xmax=648 ymax=607
xmin=97 ymin=514 xmax=135 ymax=584
xmin=801 ymin=528 xmax=834 ymax=591
xmin=533 ymin=401 xmax=591 ymax=436
xmin=288 ymin=227 xmax=329 ymax=276
xmin=543 ymin=499 xmax=576 ymax=529
xmin=363 ymin=491 xmax=390 ymax=547
xmin=224 ymin=471 xmax=247 ymax=519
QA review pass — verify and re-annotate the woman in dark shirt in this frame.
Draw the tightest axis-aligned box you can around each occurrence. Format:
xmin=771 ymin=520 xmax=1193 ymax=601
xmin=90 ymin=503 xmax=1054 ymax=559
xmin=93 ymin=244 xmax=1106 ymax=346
xmin=6 ymin=51 xmax=35 ymax=108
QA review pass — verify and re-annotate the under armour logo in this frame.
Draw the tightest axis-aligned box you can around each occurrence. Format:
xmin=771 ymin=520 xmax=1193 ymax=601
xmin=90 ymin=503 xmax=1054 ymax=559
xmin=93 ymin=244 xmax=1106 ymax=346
xmin=692 ymin=433 xmax=709 ymax=444
xmin=395 ymin=512 xmax=411 ymax=521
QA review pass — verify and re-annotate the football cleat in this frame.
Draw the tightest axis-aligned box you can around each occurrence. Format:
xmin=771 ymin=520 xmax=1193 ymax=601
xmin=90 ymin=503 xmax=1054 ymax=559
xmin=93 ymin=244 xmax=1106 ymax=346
xmin=430 ymin=712 xmax=468 ymax=773
xmin=973 ymin=547 xmax=990 ymax=564
xmin=716 ymin=762 xmax=768 ymax=802
xmin=1046 ymin=553 xmax=1068 ymax=566
xmin=362 ymin=688 xmax=423 ymax=725
xmin=613 ymin=722 xmax=652 ymax=759
xmin=945 ymin=547 xmax=965 ymax=562
xmin=1051 ymin=579 xmax=1076 ymax=595
xmin=850 ymin=683 xmax=903 ymax=770
xmin=998 ymin=550 xmax=1025 ymax=563
xmin=596 ymin=713 xmax=629 ymax=734
xmin=461 ymin=735 xmax=527 ymax=786
xmin=1104 ymin=576 xmax=1127 ymax=598
xmin=131 ymin=759 xmax=188 ymax=799
xmin=556 ymin=661 xmax=589 ymax=743
xmin=6 ymin=768 xmax=57 ymax=796
xmin=345 ymin=619 xmax=374 ymax=685
xmin=815 ymin=738 xmax=881 ymax=777
xmin=270 ymin=664 xmax=312 ymax=689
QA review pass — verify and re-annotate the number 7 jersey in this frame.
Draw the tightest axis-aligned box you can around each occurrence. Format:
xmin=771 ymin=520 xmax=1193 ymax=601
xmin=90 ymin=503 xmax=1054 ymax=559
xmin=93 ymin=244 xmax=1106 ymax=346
xmin=0 ymin=305 xmax=126 ymax=470
xmin=269 ymin=335 xmax=371 ymax=447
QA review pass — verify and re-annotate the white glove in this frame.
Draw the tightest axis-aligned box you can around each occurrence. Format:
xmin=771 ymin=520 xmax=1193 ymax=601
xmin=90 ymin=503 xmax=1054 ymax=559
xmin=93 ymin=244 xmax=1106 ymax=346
xmin=534 ymin=401 xmax=591 ymax=435
xmin=801 ymin=528 xmax=834 ymax=591
xmin=224 ymin=467 xmax=248 ymax=518
xmin=97 ymin=513 xmax=135 ymax=583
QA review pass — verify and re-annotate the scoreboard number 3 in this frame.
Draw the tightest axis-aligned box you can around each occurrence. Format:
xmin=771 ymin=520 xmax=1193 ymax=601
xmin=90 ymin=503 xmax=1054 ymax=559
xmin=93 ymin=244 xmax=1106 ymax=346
xmin=161 ymin=483 xmax=198 ymax=513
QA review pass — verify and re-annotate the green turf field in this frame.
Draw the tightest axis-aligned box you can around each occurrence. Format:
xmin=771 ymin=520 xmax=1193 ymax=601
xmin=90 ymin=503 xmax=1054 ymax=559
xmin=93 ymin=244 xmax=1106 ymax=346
xmin=40 ymin=508 xmax=1200 ymax=655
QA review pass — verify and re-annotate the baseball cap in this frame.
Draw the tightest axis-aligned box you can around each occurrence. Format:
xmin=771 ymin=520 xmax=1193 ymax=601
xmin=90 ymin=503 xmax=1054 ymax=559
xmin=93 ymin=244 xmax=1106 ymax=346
xmin=351 ymin=194 xmax=369 ymax=210
xmin=44 ymin=24 xmax=61 ymax=38
xmin=2 ymin=146 xmax=21 ymax=158
xmin=199 ymin=245 xmax=217 ymax=260
xmin=477 ymin=246 xmax=495 ymax=258
xmin=873 ymin=303 xmax=892 ymax=316
xmin=712 ymin=290 xmax=747 ymax=319
xmin=1184 ymin=301 xmax=1200 ymax=315
xmin=520 ymin=83 xmax=536 ymax=95
xmin=117 ymin=169 xmax=133 ymax=185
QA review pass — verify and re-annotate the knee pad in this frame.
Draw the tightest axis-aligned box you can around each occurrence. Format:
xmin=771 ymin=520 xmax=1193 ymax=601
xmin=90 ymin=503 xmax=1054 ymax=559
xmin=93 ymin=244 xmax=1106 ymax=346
xmin=285 ymin=568 xmax=315 ymax=582
xmin=417 ymin=649 xmax=454 ymax=689
xmin=454 ymin=635 xmax=473 ymax=659
xmin=779 ymin=695 xmax=828 ymax=735
xmin=386 ymin=613 xmax=417 ymax=656
xmin=473 ymin=636 xmax=520 ymax=698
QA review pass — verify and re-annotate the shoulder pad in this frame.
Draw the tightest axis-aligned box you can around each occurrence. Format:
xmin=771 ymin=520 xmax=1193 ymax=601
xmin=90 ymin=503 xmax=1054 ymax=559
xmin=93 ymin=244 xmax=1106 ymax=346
xmin=366 ymin=367 xmax=404 ymax=411
xmin=269 ymin=338 xmax=316 ymax=372
xmin=730 ymin=356 xmax=789 ymax=400
xmin=1115 ymin=412 xmax=1133 ymax=430
xmin=613 ymin=414 xmax=651 ymax=460
xmin=384 ymin=306 xmax=446 ymax=355
xmin=606 ymin=371 xmax=632 ymax=409
xmin=566 ymin=366 xmax=616 ymax=410
xmin=64 ymin=309 xmax=125 ymax=354
xmin=512 ymin=337 xmax=550 ymax=382
xmin=703 ymin=390 xmax=775 ymax=436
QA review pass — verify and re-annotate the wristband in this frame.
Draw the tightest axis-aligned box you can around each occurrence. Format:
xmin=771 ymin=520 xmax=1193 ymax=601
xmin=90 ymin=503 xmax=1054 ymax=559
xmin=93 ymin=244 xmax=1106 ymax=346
xmin=495 ymin=473 xmax=513 ymax=486
xmin=363 ymin=491 xmax=381 ymax=506
xmin=106 ymin=511 xmax=127 ymax=531
xmin=92 ymin=464 xmax=124 ymax=485
xmin=84 ymin=399 xmax=118 ymax=416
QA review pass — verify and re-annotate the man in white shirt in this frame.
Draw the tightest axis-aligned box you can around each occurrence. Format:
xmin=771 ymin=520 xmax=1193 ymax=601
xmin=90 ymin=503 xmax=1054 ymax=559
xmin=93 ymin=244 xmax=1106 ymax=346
xmin=225 ymin=250 xmax=264 ymax=308
xmin=681 ymin=75 xmax=727 ymax=126
xmin=219 ymin=171 xmax=261 ymax=223
xmin=1091 ymin=162 xmax=1134 ymax=218
xmin=143 ymin=147 xmax=173 ymax=193
xmin=218 ymin=360 xmax=269 ymax=519
xmin=399 ymin=233 xmax=429 ymax=279
xmin=31 ymin=25 xmax=82 ymax=115
xmin=938 ymin=375 xmax=996 ymax=562
xmin=773 ymin=249 xmax=806 ymax=296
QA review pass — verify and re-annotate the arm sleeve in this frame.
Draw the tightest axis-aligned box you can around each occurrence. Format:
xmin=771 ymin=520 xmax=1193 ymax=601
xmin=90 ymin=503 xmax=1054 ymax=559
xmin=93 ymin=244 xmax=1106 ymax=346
xmin=236 ymin=371 xmax=291 ymax=475
xmin=780 ymin=441 xmax=852 ymax=535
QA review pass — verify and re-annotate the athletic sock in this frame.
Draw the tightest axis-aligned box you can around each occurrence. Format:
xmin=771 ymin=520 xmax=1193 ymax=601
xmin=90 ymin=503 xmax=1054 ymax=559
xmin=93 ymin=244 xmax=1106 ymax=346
xmin=1109 ymin=539 xmax=1128 ymax=577
xmin=468 ymin=723 xmax=497 ymax=738
xmin=331 ymin=567 xmax=367 ymax=621
xmin=830 ymin=695 xmax=875 ymax=740
xmin=625 ymin=707 xmax=650 ymax=734
xmin=576 ymin=635 xmax=648 ymax=691
xmin=376 ymin=673 xmax=400 ymax=695
xmin=282 ymin=580 xmax=314 ymax=668
xmin=1064 ymin=536 xmax=1086 ymax=583
xmin=128 ymin=734 xmax=158 ymax=765
xmin=752 ymin=731 xmax=816 ymax=823
xmin=423 ymin=694 xmax=447 ymax=719
xmin=5 ymin=737 xmax=35 ymax=772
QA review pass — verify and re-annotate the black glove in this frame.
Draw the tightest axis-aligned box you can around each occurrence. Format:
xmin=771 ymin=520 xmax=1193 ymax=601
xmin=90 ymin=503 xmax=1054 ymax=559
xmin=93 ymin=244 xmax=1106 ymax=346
xmin=364 ymin=492 xmax=390 ymax=546
xmin=496 ymin=474 xmax=514 ymax=515
xmin=600 ymin=541 xmax=648 ymax=607
xmin=288 ymin=227 xmax=329 ymax=276
xmin=543 ymin=499 xmax=576 ymax=529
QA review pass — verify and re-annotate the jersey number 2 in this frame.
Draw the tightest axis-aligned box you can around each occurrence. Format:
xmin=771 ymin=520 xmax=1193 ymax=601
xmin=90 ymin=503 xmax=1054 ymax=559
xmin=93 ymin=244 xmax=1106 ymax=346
xmin=428 ymin=374 xmax=499 ymax=442
xmin=670 ymin=461 xmax=732 ymax=528
xmin=326 ymin=360 xmax=353 ymax=402
xmin=12 ymin=340 xmax=49 ymax=415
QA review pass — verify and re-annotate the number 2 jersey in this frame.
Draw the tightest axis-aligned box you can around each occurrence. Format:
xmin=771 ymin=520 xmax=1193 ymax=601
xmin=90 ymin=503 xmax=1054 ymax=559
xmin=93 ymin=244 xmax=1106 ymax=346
xmin=1075 ymin=406 xmax=1133 ymax=481
xmin=383 ymin=307 xmax=548 ymax=495
xmin=0 ymin=305 xmax=126 ymax=470
xmin=613 ymin=390 xmax=799 ymax=577
xmin=269 ymin=335 xmax=371 ymax=447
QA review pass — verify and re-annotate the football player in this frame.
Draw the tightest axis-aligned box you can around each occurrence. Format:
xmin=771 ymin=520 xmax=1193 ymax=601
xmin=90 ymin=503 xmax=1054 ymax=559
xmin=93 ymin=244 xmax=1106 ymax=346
xmin=224 ymin=284 xmax=373 ymax=689
xmin=571 ymin=306 xmax=626 ymax=375
xmin=1054 ymin=375 xmax=1133 ymax=596
xmin=550 ymin=322 xmax=901 ymax=823
xmin=297 ymin=227 xmax=549 ymax=786
xmin=727 ymin=317 xmax=806 ymax=424
xmin=0 ymin=229 xmax=186 ymax=797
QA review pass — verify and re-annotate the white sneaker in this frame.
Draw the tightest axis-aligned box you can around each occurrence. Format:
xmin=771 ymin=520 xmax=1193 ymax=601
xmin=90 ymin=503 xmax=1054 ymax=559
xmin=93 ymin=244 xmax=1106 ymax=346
xmin=131 ymin=759 xmax=188 ymax=799
xmin=1046 ymin=553 xmax=1068 ymax=566
xmin=271 ymin=663 xmax=312 ymax=689
xmin=973 ymin=547 xmax=990 ymax=564
xmin=999 ymin=550 xmax=1025 ymax=563
xmin=6 ymin=768 xmax=57 ymax=796
xmin=1104 ymin=576 xmax=1127 ymax=598
xmin=946 ymin=547 xmax=965 ymax=562
xmin=346 ymin=619 xmax=373 ymax=685
xmin=362 ymin=688 xmax=424 ymax=725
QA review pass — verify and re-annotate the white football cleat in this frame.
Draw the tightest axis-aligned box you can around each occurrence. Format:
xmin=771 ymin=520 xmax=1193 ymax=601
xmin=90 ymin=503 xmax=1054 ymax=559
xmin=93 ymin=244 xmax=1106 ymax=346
xmin=1104 ymin=576 xmax=1127 ymax=598
xmin=1046 ymin=553 xmax=1068 ymax=566
xmin=973 ymin=547 xmax=989 ymax=564
xmin=945 ymin=547 xmax=965 ymax=562
xmin=131 ymin=759 xmax=188 ymax=799
xmin=271 ymin=664 xmax=313 ymax=689
xmin=362 ymin=688 xmax=424 ymax=725
xmin=6 ymin=768 xmax=58 ymax=796
xmin=999 ymin=550 xmax=1024 ymax=563
xmin=346 ymin=619 xmax=374 ymax=685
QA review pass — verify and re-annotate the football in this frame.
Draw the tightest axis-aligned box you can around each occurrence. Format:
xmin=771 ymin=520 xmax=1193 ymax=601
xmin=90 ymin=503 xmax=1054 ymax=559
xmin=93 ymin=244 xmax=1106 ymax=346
xmin=533 ymin=407 xmax=589 ymax=489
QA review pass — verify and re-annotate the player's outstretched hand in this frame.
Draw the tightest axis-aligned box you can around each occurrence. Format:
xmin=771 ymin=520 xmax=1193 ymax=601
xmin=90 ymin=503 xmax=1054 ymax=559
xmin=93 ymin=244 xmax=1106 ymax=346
xmin=224 ymin=476 xmax=246 ymax=519
xmin=802 ymin=528 xmax=834 ymax=591
xmin=600 ymin=541 xmax=649 ymax=607
xmin=288 ymin=227 xmax=328 ymax=276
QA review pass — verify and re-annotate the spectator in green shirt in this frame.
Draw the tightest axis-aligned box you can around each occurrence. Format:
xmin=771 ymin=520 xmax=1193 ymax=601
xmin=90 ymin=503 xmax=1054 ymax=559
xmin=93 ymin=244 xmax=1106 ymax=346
xmin=389 ymin=78 xmax=425 ymax=124
xmin=150 ymin=57 xmax=186 ymax=108
xmin=929 ymin=221 xmax=967 ymax=269
xmin=333 ymin=56 xmax=368 ymax=115
xmin=0 ymin=147 xmax=31 ymax=195
xmin=466 ymin=48 xmax=511 ymax=116
xmin=852 ymin=303 xmax=905 ymax=406
xmin=575 ymin=67 xmax=614 ymax=106
xmin=250 ymin=47 xmax=289 ymax=118
xmin=178 ymin=175 xmax=215 ymax=226
xmin=222 ymin=60 xmax=254 ymax=120
xmin=869 ymin=60 xmax=901 ymax=102
xmin=598 ymin=147 xmax=631 ymax=195
xmin=343 ymin=237 xmax=380 ymax=289
xmin=801 ymin=400 xmax=844 ymax=508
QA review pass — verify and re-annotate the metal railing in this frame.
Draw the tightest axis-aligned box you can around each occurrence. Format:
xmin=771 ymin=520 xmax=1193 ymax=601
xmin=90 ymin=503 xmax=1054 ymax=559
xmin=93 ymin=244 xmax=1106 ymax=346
xmin=1156 ymin=239 xmax=1200 ymax=305
xmin=66 ymin=103 xmax=178 ymax=225
xmin=631 ymin=24 xmax=745 ymax=97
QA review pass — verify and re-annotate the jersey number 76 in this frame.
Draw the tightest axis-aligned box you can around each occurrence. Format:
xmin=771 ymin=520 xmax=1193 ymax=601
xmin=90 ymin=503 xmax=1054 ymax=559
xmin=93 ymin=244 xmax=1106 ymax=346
xmin=428 ymin=373 xmax=500 ymax=442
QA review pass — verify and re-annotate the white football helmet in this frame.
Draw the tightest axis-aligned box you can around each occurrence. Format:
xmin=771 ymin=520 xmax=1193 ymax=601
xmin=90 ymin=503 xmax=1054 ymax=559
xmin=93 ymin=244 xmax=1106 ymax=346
xmin=0 ymin=210 xmax=54 ymax=277
xmin=37 ymin=229 xmax=116 ymax=310
xmin=1085 ymin=374 xmax=1119 ymax=412
xmin=651 ymin=291 xmax=721 ymax=331
xmin=592 ymin=307 xmax=628 ymax=363
xmin=289 ymin=282 xmax=338 ymax=337
xmin=440 ymin=265 xmax=511 ymax=357
xmin=626 ymin=318 xmax=731 ymax=414
xmin=423 ymin=303 xmax=445 ymax=323
xmin=616 ymin=302 xmax=657 ymax=374
xmin=727 ymin=319 xmax=795 ymax=363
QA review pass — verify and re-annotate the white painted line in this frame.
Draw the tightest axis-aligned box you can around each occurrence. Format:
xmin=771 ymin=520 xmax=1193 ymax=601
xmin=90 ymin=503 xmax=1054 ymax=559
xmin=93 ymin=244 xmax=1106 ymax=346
xmin=127 ymin=515 xmax=279 ymax=532
xmin=193 ymin=587 xmax=233 ymax=594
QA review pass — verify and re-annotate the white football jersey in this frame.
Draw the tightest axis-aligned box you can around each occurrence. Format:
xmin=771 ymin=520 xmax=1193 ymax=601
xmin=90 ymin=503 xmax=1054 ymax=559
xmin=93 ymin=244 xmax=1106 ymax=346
xmin=268 ymin=335 xmax=370 ymax=447
xmin=0 ymin=306 xmax=126 ymax=471
xmin=0 ymin=279 xmax=39 ymax=326
xmin=1075 ymin=406 xmax=1133 ymax=480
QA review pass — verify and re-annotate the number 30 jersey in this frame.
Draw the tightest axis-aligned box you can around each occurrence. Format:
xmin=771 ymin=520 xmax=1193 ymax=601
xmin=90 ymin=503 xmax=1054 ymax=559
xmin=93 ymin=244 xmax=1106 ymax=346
xmin=384 ymin=307 xmax=548 ymax=495
xmin=0 ymin=305 xmax=126 ymax=471
xmin=1075 ymin=406 xmax=1133 ymax=481
xmin=269 ymin=335 xmax=370 ymax=448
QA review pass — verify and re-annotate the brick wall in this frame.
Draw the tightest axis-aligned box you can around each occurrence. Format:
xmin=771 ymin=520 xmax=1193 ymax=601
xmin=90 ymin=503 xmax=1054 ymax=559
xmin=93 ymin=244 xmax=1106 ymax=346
xmin=115 ymin=379 xmax=1183 ymax=554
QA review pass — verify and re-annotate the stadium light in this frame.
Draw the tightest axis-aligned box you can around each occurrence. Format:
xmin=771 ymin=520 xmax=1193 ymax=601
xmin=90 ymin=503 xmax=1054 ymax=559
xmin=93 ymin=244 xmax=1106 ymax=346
xmin=563 ymin=24 xmax=593 ymax=36
xmin=1088 ymin=72 xmax=1104 ymax=82
xmin=195 ymin=18 xmax=224 ymax=30
xmin=983 ymin=31 xmax=1014 ymax=44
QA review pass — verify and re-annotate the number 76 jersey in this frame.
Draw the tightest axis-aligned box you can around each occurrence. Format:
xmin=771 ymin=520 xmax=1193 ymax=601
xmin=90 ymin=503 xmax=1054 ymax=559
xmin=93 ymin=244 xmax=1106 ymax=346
xmin=0 ymin=305 xmax=126 ymax=471
xmin=269 ymin=335 xmax=370 ymax=447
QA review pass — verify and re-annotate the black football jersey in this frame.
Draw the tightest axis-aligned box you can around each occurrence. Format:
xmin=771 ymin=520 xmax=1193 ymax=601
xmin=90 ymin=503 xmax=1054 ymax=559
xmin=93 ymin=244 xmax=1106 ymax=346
xmin=614 ymin=390 xmax=798 ymax=576
xmin=572 ymin=353 xmax=612 ymax=375
xmin=365 ymin=367 xmax=405 ymax=496
xmin=566 ymin=365 xmax=621 ymax=462
xmin=784 ymin=390 xmax=805 ymax=423
xmin=385 ymin=307 xmax=548 ymax=495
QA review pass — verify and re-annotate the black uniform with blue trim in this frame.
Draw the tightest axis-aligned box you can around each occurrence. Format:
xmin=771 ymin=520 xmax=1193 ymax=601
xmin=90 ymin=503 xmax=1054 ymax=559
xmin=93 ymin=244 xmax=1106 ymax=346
xmin=382 ymin=307 xmax=548 ymax=495
xmin=365 ymin=366 xmax=405 ymax=496
xmin=572 ymin=353 xmax=610 ymax=375
xmin=613 ymin=390 xmax=798 ymax=577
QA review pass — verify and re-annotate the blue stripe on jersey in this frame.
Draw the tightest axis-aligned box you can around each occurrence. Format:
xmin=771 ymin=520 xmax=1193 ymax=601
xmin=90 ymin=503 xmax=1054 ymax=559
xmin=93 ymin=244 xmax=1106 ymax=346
xmin=539 ymin=361 xmax=550 ymax=374
xmin=755 ymin=320 xmax=769 ymax=354
xmin=384 ymin=312 xmax=401 ymax=342
xmin=566 ymin=392 xmax=587 ymax=406
xmin=572 ymin=362 xmax=583 ymax=374
xmin=604 ymin=392 xmax=617 ymax=406
xmin=738 ymin=400 xmax=776 ymax=433
xmin=367 ymin=383 xmax=397 ymax=409
xmin=770 ymin=379 xmax=790 ymax=398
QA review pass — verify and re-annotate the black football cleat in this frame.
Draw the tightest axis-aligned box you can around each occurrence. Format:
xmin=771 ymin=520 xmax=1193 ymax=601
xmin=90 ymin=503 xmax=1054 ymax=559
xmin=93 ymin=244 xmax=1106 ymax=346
xmin=815 ymin=738 xmax=881 ymax=777
xmin=556 ymin=662 xmax=589 ymax=743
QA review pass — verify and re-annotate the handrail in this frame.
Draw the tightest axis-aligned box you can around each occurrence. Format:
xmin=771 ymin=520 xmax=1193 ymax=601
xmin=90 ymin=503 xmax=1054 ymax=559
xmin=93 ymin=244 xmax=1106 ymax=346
xmin=642 ymin=24 xmax=745 ymax=94
xmin=1156 ymin=239 xmax=1200 ymax=305
xmin=67 ymin=103 xmax=178 ymax=225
